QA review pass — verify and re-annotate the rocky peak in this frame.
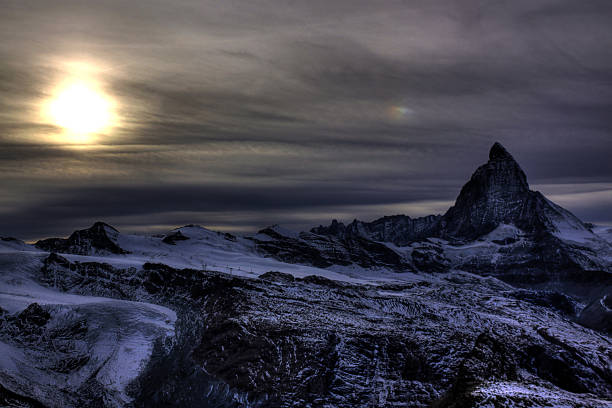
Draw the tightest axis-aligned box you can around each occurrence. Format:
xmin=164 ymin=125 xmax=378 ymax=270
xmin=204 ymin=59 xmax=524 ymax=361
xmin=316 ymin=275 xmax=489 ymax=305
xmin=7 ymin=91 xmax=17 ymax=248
xmin=437 ymin=143 xmax=595 ymax=242
xmin=489 ymin=141 xmax=514 ymax=161
xmin=311 ymin=215 xmax=441 ymax=245
xmin=439 ymin=143 xmax=532 ymax=239
xmin=311 ymin=219 xmax=346 ymax=236
xmin=90 ymin=221 xmax=119 ymax=234
xmin=481 ymin=142 xmax=529 ymax=191
xmin=35 ymin=221 xmax=127 ymax=255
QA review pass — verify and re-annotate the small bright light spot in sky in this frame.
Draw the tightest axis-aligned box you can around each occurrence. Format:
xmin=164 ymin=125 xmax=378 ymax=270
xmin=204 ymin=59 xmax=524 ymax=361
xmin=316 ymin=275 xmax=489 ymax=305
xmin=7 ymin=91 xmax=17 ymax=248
xmin=389 ymin=105 xmax=413 ymax=120
xmin=45 ymin=80 xmax=114 ymax=143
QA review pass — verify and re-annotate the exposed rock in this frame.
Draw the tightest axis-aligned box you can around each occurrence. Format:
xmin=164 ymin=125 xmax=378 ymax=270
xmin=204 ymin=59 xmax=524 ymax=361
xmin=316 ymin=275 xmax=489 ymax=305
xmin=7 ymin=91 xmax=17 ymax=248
xmin=36 ymin=222 xmax=128 ymax=255
xmin=18 ymin=303 xmax=51 ymax=327
xmin=0 ymin=384 xmax=47 ymax=408
xmin=411 ymin=242 xmax=450 ymax=273
xmin=577 ymin=295 xmax=612 ymax=334
xmin=258 ymin=271 xmax=295 ymax=283
xmin=439 ymin=143 xmax=584 ymax=240
xmin=162 ymin=230 xmax=190 ymax=245
xmin=312 ymin=214 xmax=441 ymax=246
xmin=300 ymin=274 xmax=344 ymax=288
xmin=510 ymin=289 xmax=580 ymax=317
xmin=252 ymin=226 xmax=410 ymax=270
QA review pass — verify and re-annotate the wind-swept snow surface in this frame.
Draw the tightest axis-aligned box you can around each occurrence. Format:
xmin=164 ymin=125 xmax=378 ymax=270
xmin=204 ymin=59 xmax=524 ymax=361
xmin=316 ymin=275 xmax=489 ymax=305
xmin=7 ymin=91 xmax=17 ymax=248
xmin=0 ymin=252 xmax=176 ymax=407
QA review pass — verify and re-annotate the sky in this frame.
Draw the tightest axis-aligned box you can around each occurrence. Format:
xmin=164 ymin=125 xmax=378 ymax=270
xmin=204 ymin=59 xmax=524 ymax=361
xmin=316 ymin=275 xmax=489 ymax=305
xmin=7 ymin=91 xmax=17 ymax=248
xmin=1 ymin=0 xmax=611 ymax=240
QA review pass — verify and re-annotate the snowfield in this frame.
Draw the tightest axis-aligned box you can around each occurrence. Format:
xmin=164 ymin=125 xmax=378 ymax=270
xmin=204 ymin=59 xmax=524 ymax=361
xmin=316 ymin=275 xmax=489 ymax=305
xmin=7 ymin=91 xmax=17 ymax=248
xmin=0 ymin=251 xmax=176 ymax=407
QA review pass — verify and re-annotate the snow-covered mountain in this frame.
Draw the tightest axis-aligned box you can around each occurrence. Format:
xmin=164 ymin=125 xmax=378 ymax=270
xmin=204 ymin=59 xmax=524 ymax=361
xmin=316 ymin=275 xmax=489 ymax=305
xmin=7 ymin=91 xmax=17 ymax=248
xmin=1 ymin=143 xmax=610 ymax=407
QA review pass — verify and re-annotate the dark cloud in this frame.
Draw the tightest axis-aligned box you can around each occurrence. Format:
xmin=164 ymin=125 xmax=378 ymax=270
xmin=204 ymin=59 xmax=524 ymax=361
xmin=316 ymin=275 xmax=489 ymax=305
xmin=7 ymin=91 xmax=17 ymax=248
xmin=0 ymin=182 xmax=455 ymax=239
xmin=1 ymin=0 xmax=611 ymax=240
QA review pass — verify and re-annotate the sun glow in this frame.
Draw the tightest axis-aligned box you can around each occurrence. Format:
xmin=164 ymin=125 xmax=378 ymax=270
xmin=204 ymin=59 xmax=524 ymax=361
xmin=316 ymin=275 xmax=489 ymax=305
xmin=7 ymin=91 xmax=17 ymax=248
xmin=46 ymin=80 xmax=114 ymax=143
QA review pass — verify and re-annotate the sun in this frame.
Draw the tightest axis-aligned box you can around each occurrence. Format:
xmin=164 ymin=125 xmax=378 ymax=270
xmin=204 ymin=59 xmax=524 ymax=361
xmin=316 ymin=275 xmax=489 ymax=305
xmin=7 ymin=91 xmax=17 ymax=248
xmin=47 ymin=81 xmax=113 ymax=140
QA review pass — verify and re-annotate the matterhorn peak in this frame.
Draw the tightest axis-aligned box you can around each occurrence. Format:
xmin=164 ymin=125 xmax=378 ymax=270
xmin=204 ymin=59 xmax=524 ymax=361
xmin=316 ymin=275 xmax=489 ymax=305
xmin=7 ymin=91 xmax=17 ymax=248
xmin=439 ymin=143 xmax=533 ymax=239
xmin=489 ymin=142 xmax=515 ymax=162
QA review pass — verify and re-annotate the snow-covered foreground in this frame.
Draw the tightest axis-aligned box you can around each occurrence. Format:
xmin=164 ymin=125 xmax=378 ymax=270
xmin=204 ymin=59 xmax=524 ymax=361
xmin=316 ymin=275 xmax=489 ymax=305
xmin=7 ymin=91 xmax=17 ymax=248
xmin=0 ymin=217 xmax=611 ymax=407
xmin=0 ymin=252 xmax=176 ymax=407
xmin=0 ymin=229 xmax=426 ymax=407
xmin=0 ymin=230 xmax=611 ymax=407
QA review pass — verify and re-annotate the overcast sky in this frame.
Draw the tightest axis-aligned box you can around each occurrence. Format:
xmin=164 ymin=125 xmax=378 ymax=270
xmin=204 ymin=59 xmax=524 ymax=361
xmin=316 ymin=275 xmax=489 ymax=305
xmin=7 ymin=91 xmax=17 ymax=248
xmin=1 ymin=0 xmax=611 ymax=240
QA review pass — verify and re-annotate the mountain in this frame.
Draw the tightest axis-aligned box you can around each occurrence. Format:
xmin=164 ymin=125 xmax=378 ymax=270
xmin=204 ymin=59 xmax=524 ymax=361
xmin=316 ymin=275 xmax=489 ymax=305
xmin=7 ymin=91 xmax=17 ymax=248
xmin=36 ymin=221 xmax=128 ymax=255
xmin=438 ymin=142 xmax=586 ymax=240
xmin=311 ymin=214 xmax=441 ymax=246
xmin=311 ymin=142 xmax=598 ymax=244
xmin=0 ymin=142 xmax=610 ymax=407
xmin=257 ymin=143 xmax=611 ymax=289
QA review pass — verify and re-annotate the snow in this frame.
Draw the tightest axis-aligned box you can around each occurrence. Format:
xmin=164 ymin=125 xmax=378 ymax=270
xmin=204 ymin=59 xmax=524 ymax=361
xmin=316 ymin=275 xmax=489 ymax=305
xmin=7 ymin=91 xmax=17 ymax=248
xmin=472 ymin=381 xmax=612 ymax=407
xmin=593 ymin=225 xmax=612 ymax=245
xmin=482 ymin=223 xmax=523 ymax=241
xmin=449 ymin=224 xmax=524 ymax=250
xmin=66 ymin=224 xmax=417 ymax=285
xmin=601 ymin=295 xmax=611 ymax=312
xmin=553 ymin=223 xmax=598 ymax=244
xmin=0 ymin=252 xmax=176 ymax=406
xmin=0 ymin=238 xmax=37 ymax=253
xmin=543 ymin=197 xmax=602 ymax=245
xmin=0 ymin=223 xmax=610 ymax=407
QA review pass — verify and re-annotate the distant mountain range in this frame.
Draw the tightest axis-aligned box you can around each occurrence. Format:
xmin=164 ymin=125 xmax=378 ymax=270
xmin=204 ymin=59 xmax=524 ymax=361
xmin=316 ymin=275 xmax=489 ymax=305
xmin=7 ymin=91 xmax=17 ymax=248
xmin=1 ymin=143 xmax=610 ymax=407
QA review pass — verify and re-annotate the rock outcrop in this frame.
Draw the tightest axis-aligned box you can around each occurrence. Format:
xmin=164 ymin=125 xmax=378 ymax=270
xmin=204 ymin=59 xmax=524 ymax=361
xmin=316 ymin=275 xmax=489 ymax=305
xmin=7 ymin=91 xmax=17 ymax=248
xmin=36 ymin=221 xmax=128 ymax=255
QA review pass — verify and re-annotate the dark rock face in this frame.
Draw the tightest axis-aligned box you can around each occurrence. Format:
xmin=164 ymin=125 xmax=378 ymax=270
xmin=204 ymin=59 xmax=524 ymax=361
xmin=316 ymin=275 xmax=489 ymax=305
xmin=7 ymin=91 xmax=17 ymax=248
xmin=411 ymin=242 xmax=450 ymax=273
xmin=0 ymin=384 xmax=47 ymax=408
xmin=309 ymin=142 xmax=578 ymax=244
xmin=312 ymin=214 xmax=441 ymax=246
xmin=17 ymin=303 xmax=51 ymax=327
xmin=258 ymin=271 xmax=295 ymax=283
xmin=162 ymin=230 xmax=190 ymax=245
xmin=253 ymin=227 xmax=337 ymax=268
xmin=510 ymin=290 xmax=581 ymax=317
xmin=36 ymin=222 xmax=128 ymax=255
xmin=439 ymin=142 xmax=533 ymax=240
xmin=577 ymin=295 xmax=612 ymax=334
xmin=252 ymin=226 xmax=411 ymax=270
xmin=0 ymin=301 xmax=90 ymax=380
xmin=438 ymin=143 xmax=588 ymax=241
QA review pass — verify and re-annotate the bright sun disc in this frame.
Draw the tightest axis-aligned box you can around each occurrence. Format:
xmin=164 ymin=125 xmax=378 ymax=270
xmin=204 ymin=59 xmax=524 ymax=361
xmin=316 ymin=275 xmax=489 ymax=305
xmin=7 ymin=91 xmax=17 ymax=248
xmin=49 ymin=82 xmax=111 ymax=135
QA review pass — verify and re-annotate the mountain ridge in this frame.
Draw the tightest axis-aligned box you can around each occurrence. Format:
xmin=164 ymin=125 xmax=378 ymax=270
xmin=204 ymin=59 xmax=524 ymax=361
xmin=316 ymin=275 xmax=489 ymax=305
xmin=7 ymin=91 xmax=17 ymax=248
xmin=31 ymin=143 xmax=612 ymax=287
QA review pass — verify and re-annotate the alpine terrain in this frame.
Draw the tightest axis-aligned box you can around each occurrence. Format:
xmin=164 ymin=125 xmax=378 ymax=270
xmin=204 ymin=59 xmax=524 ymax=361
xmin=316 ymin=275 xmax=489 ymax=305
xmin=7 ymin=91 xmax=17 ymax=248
xmin=1 ymin=143 xmax=610 ymax=407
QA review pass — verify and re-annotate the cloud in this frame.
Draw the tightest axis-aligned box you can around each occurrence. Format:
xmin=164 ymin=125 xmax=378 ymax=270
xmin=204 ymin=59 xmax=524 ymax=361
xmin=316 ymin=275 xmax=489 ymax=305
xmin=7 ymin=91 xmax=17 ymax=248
xmin=1 ymin=0 xmax=611 ymax=239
